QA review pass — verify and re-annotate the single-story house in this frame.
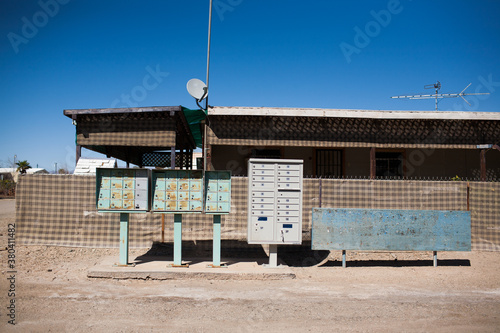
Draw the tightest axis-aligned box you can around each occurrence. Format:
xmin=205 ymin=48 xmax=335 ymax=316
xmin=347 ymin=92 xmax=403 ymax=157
xmin=14 ymin=105 xmax=499 ymax=251
xmin=205 ymin=106 xmax=500 ymax=181
xmin=0 ymin=167 xmax=49 ymax=182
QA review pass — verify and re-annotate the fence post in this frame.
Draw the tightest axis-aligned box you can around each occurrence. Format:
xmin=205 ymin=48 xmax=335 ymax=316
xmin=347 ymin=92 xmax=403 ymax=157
xmin=370 ymin=147 xmax=376 ymax=179
xmin=480 ymin=150 xmax=486 ymax=181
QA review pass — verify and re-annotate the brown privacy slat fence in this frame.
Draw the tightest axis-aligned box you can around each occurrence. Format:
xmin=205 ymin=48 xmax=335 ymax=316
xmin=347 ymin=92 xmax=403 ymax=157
xmin=15 ymin=175 xmax=500 ymax=251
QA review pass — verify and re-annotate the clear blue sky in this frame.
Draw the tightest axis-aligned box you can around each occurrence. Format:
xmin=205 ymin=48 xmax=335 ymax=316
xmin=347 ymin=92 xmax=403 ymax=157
xmin=1 ymin=0 xmax=499 ymax=172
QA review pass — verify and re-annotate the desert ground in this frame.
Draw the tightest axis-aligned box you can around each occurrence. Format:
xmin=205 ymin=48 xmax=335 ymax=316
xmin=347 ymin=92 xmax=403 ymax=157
xmin=1 ymin=198 xmax=499 ymax=332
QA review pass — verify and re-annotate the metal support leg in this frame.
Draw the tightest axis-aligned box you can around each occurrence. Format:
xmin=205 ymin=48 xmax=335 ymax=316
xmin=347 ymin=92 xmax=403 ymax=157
xmin=114 ymin=213 xmax=134 ymax=267
xmin=433 ymin=251 xmax=438 ymax=267
xmin=342 ymin=250 xmax=346 ymax=268
xmin=266 ymin=244 xmax=278 ymax=268
xmin=171 ymin=214 xmax=188 ymax=267
xmin=208 ymin=215 xmax=226 ymax=268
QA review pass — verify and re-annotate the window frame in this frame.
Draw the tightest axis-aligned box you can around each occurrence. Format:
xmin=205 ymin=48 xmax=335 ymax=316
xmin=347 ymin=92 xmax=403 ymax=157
xmin=314 ymin=148 xmax=344 ymax=178
xmin=375 ymin=149 xmax=406 ymax=178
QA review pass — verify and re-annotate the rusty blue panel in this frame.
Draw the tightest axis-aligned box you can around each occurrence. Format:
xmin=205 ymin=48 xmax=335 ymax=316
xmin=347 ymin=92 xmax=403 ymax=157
xmin=312 ymin=208 xmax=471 ymax=251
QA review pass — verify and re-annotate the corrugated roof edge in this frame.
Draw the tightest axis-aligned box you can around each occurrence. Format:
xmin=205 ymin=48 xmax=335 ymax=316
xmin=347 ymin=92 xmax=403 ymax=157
xmin=208 ymin=106 xmax=500 ymax=121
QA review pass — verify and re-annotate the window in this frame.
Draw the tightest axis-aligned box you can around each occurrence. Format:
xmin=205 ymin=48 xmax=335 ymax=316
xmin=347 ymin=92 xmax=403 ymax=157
xmin=316 ymin=149 xmax=343 ymax=177
xmin=376 ymin=152 xmax=404 ymax=178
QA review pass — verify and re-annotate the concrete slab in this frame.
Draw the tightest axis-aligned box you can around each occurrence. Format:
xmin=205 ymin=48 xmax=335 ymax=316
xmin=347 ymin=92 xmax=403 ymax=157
xmin=88 ymin=256 xmax=296 ymax=280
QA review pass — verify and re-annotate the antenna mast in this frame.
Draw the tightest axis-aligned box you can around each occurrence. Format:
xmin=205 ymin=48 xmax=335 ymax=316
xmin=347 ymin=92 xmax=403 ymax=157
xmin=205 ymin=0 xmax=213 ymax=111
xmin=423 ymin=81 xmax=441 ymax=111
xmin=391 ymin=81 xmax=490 ymax=111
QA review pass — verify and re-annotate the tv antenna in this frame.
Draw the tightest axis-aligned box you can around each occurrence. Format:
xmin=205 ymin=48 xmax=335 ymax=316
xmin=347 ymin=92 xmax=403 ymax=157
xmin=391 ymin=81 xmax=490 ymax=111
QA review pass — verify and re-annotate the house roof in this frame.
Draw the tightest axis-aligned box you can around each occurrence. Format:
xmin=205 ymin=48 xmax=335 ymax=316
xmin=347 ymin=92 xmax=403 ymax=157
xmin=73 ymin=158 xmax=116 ymax=175
xmin=28 ymin=168 xmax=49 ymax=174
xmin=63 ymin=106 xmax=183 ymax=116
xmin=208 ymin=106 xmax=500 ymax=121
xmin=0 ymin=168 xmax=48 ymax=174
xmin=206 ymin=106 xmax=500 ymax=149
xmin=63 ymin=106 xmax=203 ymax=166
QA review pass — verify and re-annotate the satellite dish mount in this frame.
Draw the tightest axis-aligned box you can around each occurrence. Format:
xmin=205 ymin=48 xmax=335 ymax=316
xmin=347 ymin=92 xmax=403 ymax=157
xmin=187 ymin=78 xmax=208 ymax=111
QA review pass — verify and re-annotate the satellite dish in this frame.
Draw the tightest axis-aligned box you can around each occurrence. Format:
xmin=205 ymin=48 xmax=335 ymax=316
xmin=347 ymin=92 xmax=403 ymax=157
xmin=187 ymin=78 xmax=208 ymax=101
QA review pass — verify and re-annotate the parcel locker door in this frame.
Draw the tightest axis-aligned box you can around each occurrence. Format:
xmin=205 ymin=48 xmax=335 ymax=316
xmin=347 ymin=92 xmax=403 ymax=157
xmin=250 ymin=216 xmax=274 ymax=242
xmin=278 ymin=223 xmax=300 ymax=243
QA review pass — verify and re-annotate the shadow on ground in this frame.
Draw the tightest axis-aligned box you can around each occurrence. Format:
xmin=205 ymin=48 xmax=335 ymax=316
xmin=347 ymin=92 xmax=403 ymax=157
xmin=319 ymin=259 xmax=471 ymax=267
xmin=133 ymin=242 xmax=470 ymax=268
xmin=134 ymin=241 xmax=330 ymax=267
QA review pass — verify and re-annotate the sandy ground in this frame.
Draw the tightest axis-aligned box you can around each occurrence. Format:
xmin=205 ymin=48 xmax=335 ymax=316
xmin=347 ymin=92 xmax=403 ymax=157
xmin=1 ymin=198 xmax=499 ymax=332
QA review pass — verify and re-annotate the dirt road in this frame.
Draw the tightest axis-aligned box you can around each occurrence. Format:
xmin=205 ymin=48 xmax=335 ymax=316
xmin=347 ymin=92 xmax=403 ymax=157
xmin=1 ymin=198 xmax=499 ymax=332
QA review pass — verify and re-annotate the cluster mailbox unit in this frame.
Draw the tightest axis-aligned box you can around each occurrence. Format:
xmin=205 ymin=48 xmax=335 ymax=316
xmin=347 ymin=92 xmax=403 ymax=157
xmin=96 ymin=168 xmax=149 ymax=212
xmin=97 ymin=168 xmax=232 ymax=215
xmin=150 ymin=170 xmax=231 ymax=214
xmin=247 ymin=159 xmax=303 ymax=245
xmin=96 ymin=168 xmax=151 ymax=267
xmin=151 ymin=170 xmax=204 ymax=213
xmin=204 ymin=171 xmax=231 ymax=214
xmin=96 ymin=167 xmax=231 ymax=267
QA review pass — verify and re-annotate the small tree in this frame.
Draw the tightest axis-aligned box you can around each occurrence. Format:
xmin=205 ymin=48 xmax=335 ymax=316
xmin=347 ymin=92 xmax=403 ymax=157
xmin=0 ymin=179 xmax=15 ymax=196
xmin=16 ymin=160 xmax=31 ymax=174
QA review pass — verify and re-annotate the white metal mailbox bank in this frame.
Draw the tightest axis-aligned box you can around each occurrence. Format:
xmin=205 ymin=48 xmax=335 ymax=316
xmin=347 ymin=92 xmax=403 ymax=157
xmin=247 ymin=159 xmax=303 ymax=245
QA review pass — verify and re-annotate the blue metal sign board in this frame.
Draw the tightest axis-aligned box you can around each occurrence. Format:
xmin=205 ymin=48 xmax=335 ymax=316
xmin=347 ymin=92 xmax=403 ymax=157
xmin=312 ymin=208 xmax=471 ymax=251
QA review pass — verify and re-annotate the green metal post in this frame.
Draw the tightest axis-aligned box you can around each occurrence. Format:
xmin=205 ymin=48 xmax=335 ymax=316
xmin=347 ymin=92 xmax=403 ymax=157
xmin=213 ymin=215 xmax=221 ymax=267
xmin=173 ymin=214 xmax=183 ymax=266
xmin=118 ymin=213 xmax=129 ymax=266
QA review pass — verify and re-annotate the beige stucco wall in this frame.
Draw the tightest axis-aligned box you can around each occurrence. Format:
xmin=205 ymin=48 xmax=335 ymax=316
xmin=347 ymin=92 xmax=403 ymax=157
xmin=344 ymin=148 xmax=370 ymax=177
